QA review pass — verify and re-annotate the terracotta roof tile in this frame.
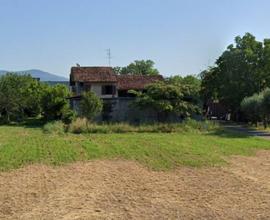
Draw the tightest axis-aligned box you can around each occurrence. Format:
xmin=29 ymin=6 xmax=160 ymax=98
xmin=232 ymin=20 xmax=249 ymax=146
xmin=117 ymin=75 xmax=163 ymax=90
xmin=70 ymin=66 xmax=163 ymax=90
xmin=70 ymin=67 xmax=117 ymax=82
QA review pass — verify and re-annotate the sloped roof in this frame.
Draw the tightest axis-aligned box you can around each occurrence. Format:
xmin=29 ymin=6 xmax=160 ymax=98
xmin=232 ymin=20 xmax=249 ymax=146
xmin=70 ymin=67 xmax=117 ymax=82
xmin=117 ymin=75 xmax=163 ymax=90
xmin=70 ymin=66 xmax=163 ymax=89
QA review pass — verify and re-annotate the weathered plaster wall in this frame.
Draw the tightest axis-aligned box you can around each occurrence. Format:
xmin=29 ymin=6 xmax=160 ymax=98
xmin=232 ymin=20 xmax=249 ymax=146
xmin=71 ymin=98 xmax=159 ymax=123
xmin=91 ymin=83 xmax=118 ymax=99
xmin=107 ymin=98 xmax=158 ymax=123
xmin=72 ymin=82 xmax=118 ymax=98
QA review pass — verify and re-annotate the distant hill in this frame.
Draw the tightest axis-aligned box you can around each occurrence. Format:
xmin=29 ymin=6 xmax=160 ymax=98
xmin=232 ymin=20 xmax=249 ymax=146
xmin=0 ymin=69 xmax=68 ymax=81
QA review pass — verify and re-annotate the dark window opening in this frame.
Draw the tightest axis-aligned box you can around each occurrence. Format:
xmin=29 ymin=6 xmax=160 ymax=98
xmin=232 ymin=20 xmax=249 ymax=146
xmin=70 ymin=81 xmax=75 ymax=86
xmin=102 ymin=85 xmax=116 ymax=95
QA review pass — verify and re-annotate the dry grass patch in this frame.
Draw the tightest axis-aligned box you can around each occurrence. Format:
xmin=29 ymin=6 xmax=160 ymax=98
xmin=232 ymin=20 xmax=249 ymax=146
xmin=1 ymin=152 xmax=270 ymax=219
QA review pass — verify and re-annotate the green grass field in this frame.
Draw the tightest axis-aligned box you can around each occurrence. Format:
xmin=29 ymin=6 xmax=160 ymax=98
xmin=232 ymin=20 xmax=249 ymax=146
xmin=0 ymin=124 xmax=269 ymax=171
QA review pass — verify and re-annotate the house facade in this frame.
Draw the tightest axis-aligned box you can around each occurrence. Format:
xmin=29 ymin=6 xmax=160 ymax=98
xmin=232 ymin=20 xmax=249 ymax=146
xmin=69 ymin=66 xmax=163 ymax=122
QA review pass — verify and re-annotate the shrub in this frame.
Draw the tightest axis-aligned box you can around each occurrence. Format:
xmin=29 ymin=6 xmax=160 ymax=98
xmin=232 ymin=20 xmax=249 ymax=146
xmin=61 ymin=106 xmax=76 ymax=124
xmin=41 ymin=84 xmax=71 ymax=121
xmin=79 ymin=92 xmax=103 ymax=121
xmin=241 ymin=88 xmax=270 ymax=127
xmin=261 ymin=88 xmax=270 ymax=127
xmin=43 ymin=121 xmax=66 ymax=135
xmin=241 ymin=93 xmax=263 ymax=125
xmin=68 ymin=118 xmax=89 ymax=134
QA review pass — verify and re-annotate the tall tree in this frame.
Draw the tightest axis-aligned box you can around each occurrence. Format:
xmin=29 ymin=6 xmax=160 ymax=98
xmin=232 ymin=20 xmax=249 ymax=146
xmin=201 ymin=33 xmax=267 ymax=117
xmin=260 ymin=39 xmax=270 ymax=89
xmin=41 ymin=84 xmax=71 ymax=121
xmin=0 ymin=73 xmax=43 ymax=122
xmin=79 ymin=91 xmax=103 ymax=121
xmin=114 ymin=60 xmax=159 ymax=75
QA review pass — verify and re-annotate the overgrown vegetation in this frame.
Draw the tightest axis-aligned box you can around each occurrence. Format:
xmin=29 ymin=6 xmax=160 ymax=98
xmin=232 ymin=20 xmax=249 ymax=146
xmin=0 ymin=72 xmax=203 ymax=125
xmin=0 ymin=73 xmax=44 ymax=122
xmin=47 ymin=118 xmax=218 ymax=134
xmin=131 ymin=77 xmax=201 ymax=121
xmin=41 ymin=84 xmax=74 ymax=122
xmin=43 ymin=121 xmax=66 ymax=135
xmin=0 ymin=73 xmax=75 ymax=124
xmin=241 ymin=88 xmax=270 ymax=127
xmin=79 ymin=91 xmax=103 ymax=121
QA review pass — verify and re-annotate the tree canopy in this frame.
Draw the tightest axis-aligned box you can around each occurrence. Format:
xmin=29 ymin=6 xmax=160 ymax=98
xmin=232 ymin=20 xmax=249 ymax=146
xmin=0 ymin=73 xmax=44 ymax=122
xmin=0 ymin=73 xmax=75 ymax=124
xmin=131 ymin=77 xmax=201 ymax=121
xmin=79 ymin=91 xmax=103 ymax=121
xmin=113 ymin=60 xmax=159 ymax=75
xmin=241 ymin=88 xmax=270 ymax=127
xmin=41 ymin=84 xmax=72 ymax=121
xmin=201 ymin=33 xmax=270 ymax=117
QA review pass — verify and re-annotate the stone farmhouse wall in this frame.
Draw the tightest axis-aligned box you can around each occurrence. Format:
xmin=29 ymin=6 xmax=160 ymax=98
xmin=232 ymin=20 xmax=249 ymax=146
xmin=103 ymin=98 xmax=159 ymax=123
xmin=71 ymin=97 xmax=159 ymax=123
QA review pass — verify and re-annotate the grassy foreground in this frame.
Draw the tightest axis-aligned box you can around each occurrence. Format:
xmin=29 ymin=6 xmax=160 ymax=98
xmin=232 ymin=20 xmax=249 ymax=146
xmin=0 ymin=124 xmax=269 ymax=171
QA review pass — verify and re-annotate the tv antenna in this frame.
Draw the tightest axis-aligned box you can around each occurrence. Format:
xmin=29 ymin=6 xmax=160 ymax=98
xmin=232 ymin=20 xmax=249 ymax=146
xmin=106 ymin=49 xmax=112 ymax=66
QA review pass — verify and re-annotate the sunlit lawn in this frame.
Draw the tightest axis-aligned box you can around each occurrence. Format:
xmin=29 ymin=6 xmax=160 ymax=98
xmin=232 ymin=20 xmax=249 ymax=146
xmin=0 ymin=125 xmax=269 ymax=171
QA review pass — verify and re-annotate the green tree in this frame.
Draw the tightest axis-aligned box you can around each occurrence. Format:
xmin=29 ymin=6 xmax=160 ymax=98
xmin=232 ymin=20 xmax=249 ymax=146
xmin=241 ymin=93 xmax=263 ymax=125
xmin=260 ymin=39 xmax=270 ymax=89
xmin=0 ymin=73 xmax=43 ymax=123
xmin=131 ymin=81 xmax=201 ymax=121
xmin=79 ymin=91 xmax=103 ymax=121
xmin=201 ymin=33 xmax=267 ymax=118
xmin=114 ymin=60 xmax=159 ymax=75
xmin=168 ymin=75 xmax=201 ymax=104
xmin=241 ymin=88 xmax=270 ymax=128
xmin=23 ymin=79 xmax=46 ymax=117
xmin=200 ymin=67 xmax=219 ymax=102
xmin=41 ymin=84 xmax=71 ymax=121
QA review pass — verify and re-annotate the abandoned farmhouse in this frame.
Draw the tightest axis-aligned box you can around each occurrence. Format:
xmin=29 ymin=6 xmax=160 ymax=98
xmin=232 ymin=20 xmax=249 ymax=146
xmin=69 ymin=66 xmax=163 ymax=122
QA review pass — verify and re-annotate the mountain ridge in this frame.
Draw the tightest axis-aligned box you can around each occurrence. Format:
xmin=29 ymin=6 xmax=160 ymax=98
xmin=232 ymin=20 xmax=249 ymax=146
xmin=0 ymin=69 xmax=68 ymax=81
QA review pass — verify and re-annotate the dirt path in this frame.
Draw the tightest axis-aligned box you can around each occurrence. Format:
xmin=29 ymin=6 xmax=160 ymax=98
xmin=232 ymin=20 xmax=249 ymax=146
xmin=0 ymin=152 xmax=270 ymax=220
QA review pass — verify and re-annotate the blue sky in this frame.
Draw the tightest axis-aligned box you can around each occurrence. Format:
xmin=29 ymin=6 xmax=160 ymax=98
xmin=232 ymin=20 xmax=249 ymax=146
xmin=1 ymin=0 xmax=270 ymax=77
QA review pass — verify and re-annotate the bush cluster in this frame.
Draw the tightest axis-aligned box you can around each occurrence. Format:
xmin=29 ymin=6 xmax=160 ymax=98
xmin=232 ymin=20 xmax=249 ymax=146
xmin=241 ymin=88 xmax=270 ymax=127
xmin=0 ymin=73 xmax=74 ymax=124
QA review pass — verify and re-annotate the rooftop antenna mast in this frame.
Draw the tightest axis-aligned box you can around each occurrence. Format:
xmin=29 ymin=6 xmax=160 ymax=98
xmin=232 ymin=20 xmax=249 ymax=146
xmin=106 ymin=48 xmax=112 ymax=66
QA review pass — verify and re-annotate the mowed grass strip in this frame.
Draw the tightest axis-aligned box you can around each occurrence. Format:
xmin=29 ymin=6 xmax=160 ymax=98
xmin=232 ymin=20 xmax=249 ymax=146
xmin=0 ymin=125 xmax=269 ymax=171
